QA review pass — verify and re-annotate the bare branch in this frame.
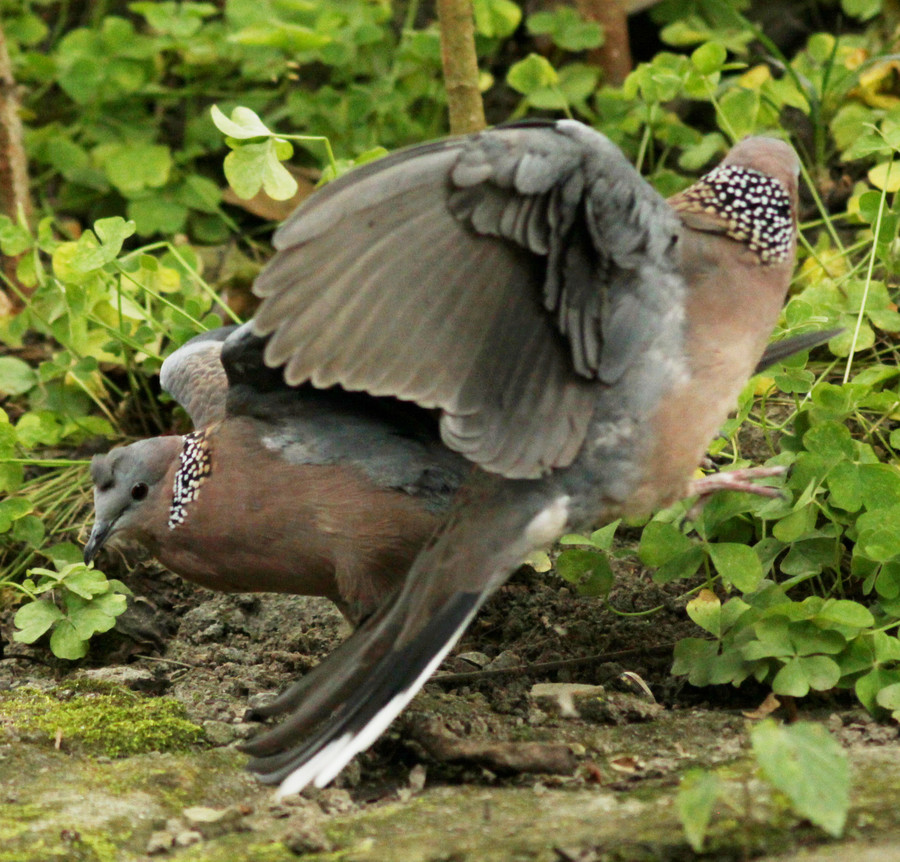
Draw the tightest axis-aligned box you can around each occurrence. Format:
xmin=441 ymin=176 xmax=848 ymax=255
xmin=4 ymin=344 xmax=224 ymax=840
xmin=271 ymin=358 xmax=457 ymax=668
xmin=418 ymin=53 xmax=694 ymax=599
xmin=436 ymin=0 xmax=487 ymax=135
xmin=0 ymin=22 xmax=33 ymax=313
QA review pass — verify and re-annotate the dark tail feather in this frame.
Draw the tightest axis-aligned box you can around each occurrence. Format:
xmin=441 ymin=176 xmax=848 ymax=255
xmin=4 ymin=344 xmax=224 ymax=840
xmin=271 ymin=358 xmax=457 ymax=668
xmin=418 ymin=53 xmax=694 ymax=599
xmin=245 ymin=596 xmax=400 ymax=727
xmin=242 ymin=590 xmax=482 ymax=793
xmin=755 ymin=328 xmax=840 ymax=374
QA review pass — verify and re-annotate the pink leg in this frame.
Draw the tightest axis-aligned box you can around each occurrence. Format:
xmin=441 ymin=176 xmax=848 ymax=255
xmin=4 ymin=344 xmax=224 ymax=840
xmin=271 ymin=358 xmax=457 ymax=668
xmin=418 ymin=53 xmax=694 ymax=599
xmin=688 ymin=465 xmax=786 ymax=499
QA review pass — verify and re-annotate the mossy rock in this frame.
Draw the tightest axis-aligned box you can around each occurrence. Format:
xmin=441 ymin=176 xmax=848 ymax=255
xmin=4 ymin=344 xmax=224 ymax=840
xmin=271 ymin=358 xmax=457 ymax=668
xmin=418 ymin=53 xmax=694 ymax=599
xmin=0 ymin=681 xmax=205 ymax=757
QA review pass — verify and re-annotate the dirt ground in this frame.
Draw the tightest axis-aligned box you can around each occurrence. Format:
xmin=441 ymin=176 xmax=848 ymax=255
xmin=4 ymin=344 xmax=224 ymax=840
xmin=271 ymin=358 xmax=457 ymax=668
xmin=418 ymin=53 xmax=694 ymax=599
xmin=3 ymin=550 xmax=900 ymax=861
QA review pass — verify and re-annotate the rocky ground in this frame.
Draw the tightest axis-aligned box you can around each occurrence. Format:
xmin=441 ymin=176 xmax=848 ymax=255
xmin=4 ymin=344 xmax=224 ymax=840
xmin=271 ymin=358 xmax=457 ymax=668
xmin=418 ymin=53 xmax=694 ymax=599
xmin=2 ymin=558 xmax=900 ymax=861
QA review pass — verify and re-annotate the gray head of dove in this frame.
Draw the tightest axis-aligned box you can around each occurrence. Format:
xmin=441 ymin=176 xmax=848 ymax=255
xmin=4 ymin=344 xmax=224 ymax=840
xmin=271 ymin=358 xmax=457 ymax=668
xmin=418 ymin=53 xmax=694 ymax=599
xmin=83 ymin=436 xmax=184 ymax=564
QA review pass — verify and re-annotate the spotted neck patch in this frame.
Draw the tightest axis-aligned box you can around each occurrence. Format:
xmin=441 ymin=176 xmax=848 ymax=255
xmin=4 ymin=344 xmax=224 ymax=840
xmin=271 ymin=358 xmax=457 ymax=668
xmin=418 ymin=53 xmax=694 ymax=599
xmin=168 ymin=431 xmax=212 ymax=530
xmin=677 ymin=164 xmax=794 ymax=264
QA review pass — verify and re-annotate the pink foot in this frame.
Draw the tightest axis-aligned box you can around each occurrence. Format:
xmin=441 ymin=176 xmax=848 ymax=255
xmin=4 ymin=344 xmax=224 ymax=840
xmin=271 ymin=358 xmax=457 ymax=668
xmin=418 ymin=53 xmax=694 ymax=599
xmin=686 ymin=466 xmax=786 ymax=519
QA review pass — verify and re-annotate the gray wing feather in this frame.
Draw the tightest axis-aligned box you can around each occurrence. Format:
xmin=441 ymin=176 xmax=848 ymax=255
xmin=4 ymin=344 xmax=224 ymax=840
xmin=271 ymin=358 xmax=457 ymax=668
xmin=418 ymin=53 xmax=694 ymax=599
xmin=159 ymin=329 xmax=234 ymax=428
xmin=252 ymin=121 xmax=685 ymax=479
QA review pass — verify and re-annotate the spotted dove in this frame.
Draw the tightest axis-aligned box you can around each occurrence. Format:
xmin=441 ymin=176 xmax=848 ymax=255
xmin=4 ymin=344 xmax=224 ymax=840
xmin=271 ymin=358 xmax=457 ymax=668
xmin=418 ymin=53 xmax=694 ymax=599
xmin=83 ymin=323 xmax=471 ymax=624
xmin=226 ymin=120 xmax=807 ymax=795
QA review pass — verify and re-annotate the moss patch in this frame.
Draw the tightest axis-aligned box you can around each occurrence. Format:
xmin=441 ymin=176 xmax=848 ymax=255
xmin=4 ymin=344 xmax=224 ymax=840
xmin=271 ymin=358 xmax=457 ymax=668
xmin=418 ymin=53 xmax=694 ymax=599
xmin=0 ymin=682 xmax=205 ymax=757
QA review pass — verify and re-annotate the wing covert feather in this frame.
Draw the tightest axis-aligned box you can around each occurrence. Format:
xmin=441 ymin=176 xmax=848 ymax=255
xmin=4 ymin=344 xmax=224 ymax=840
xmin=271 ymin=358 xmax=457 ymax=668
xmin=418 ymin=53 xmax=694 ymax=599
xmin=252 ymin=121 xmax=686 ymax=478
xmin=159 ymin=329 xmax=235 ymax=428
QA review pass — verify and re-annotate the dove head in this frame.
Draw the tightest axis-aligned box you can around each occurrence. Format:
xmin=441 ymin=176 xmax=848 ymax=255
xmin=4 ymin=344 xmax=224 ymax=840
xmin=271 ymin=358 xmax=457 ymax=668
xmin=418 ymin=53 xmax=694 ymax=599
xmin=84 ymin=436 xmax=183 ymax=564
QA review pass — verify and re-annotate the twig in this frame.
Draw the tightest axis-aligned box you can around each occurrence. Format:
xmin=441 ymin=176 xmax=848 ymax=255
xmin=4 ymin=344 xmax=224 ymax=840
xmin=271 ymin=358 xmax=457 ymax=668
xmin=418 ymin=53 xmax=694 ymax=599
xmin=431 ymin=642 xmax=674 ymax=686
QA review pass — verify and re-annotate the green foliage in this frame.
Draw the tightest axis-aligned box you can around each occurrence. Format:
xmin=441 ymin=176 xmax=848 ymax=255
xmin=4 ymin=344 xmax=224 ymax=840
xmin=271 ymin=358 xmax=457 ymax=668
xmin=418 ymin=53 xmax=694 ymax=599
xmin=504 ymin=6 xmax=605 ymax=119
xmin=659 ymin=339 xmax=900 ymax=706
xmin=0 ymin=209 xmax=227 ymax=646
xmin=555 ymin=522 xmax=620 ymax=598
xmin=9 ymin=0 xmax=505 ymax=239
xmin=8 ymin=546 xmax=132 ymax=660
xmin=677 ymin=720 xmax=850 ymax=850
xmin=212 ymin=105 xmax=303 ymax=200
xmin=211 ymin=104 xmax=386 ymax=195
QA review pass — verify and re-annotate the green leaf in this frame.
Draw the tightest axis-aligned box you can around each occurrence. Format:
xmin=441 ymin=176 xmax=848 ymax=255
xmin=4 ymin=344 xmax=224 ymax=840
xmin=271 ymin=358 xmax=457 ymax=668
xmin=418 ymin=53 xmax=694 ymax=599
xmin=875 ymin=682 xmax=900 ymax=717
xmin=653 ymin=546 xmax=705 ymax=584
xmin=677 ymin=769 xmax=722 ymax=852
xmin=691 ymin=42 xmax=727 ymax=75
xmin=45 ymin=542 xmax=85 ymax=569
xmin=178 ymin=175 xmax=222 ymax=214
xmin=589 ymin=520 xmax=620 ymax=550
xmin=13 ymin=599 xmax=64 ymax=644
xmin=127 ymin=197 xmax=189 ymax=236
xmin=507 ymin=53 xmax=558 ymax=96
xmin=870 ymin=560 xmax=900 ymax=599
xmin=678 ymin=132 xmax=727 ymax=171
xmin=859 ymin=467 xmax=900 ymax=510
xmin=858 ymin=526 xmax=900 ymax=563
xmin=0 ymin=356 xmax=38 ymax=396
xmin=856 ymin=666 xmax=900 ymax=713
xmin=473 ymin=0 xmax=522 ymax=39
xmin=49 ymin=619 xmax=89 ymax=660
xmin=672 ymin=637 xmax=720 ymax=686
xmin=780 ymin=537 xmax=837 ymax=578
xmin=872 ymin=630 xmax=900 ymax=662
xmin=524 ymin=550 xmax=552 ymax=572
xmin=826 ymin=461 xmax=863 ymax=512
xmin=742 ymin=619 xmax=794 ymax=660
xmin=772 ymin=655 xmax=841 ymax=696
xmin=802 ymin=420 xmax=855 ymax=463
xmin=13 ymin=514 xmax=46 ymax=547
xmin=104 ymin=144 xmax=173 ymax=194
xmin=868 ymin=161 xmax=900 ymax=193
xmin=0 ymin=219 xmax=32 ymax=256
xmin=556 ymin=549 xmax=614 ymax=598
xmin=639 ymin=520 xmax=694 ymax=566
xmin=68 ymin=596 xmax=127 ymax=639
xmin=228 ymin=22 xmax=331 ymax=52
xmin=686 ymin=589 xmax=721 ymax=637
xmin=708 ymin=543 xmax=763 ymax=592
xmin=61 ymin=566 xmax=112 ymax=599
xmin=788 ymin=623 xmax=846 ymax=656
xmin=210 ymin=104 xmax=272 ymax=140
xmin=555 ymin=63 xmax=601 ymax=104
xmin=0 ymin=497 xmax=33 ymax=532
xmin=131 ymin=1 xmax=216 ymax=37
xmin=526 ymin=7 xmax=603 ymax=51
xmin=559 ymin=534 xmax=594 ymax=546
xmin=718 ymin=87 xmax=762 ymax=139
xmin=5 ymin=11 xmax=49 ymax=45
xmin=814 ymin=600 xmax=874 ymax=629
xmin=772 ymin=505 xmax=817 ymax=543
xmin=66 ymin=217 xmax=136 ymax=272
xmin=751 ymin=720 xmax=849 ymax=837
xmin=223 ymin=140 xmax=298 ymax=200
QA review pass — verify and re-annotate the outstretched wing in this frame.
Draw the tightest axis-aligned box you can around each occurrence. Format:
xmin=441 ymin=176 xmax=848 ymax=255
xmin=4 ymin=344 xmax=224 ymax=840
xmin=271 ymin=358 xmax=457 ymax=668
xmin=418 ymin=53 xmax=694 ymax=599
xmin=218 ymin=323 xmax=471 ymax=507
xmin=252 ymin=121 xmax=686 ymax=479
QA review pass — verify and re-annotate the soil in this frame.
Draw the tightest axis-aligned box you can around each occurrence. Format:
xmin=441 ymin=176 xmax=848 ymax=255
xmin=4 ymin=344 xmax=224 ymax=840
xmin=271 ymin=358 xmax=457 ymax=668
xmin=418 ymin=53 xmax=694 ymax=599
xmin=3 ymin=545 xmax=900 ymax=861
